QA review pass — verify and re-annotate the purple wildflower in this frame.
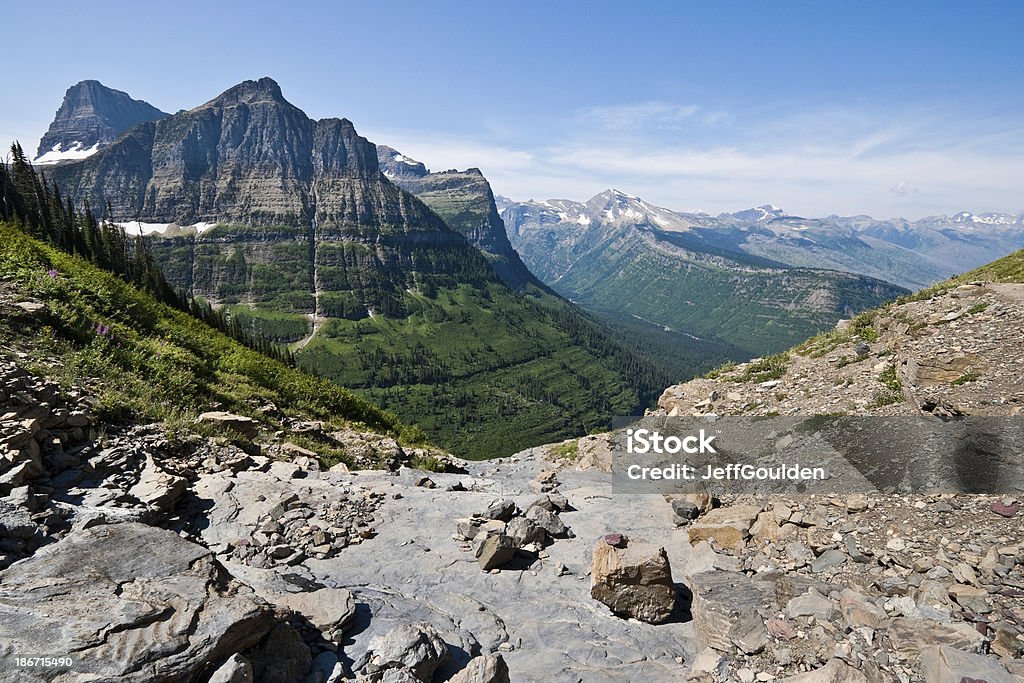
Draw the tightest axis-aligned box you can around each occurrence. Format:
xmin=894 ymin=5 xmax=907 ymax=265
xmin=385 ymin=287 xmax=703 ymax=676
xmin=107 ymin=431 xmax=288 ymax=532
xmin=46 ymin=269 xmax=58 ymax=278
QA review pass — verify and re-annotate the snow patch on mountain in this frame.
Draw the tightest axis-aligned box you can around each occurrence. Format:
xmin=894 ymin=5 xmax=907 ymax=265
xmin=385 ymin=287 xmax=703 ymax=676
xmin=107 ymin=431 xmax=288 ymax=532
xmin=118 ymin=221 xmax=219 ymax=236
xmin=34 ymin=142 xmax=100 ymax=165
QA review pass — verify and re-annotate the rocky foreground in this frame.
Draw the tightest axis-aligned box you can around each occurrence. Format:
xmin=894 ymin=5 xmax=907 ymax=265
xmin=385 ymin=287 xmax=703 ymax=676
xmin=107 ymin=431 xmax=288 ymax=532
xmin=2 ymin=348 xmax=1023 ymax=682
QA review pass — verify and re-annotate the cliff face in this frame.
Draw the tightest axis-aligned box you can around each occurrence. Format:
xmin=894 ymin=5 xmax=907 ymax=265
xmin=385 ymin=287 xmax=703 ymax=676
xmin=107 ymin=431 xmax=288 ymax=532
xmin=50 ymin=78 xmax=478 ymax=316
xmin=36 ymin=80 xmax=168 ymax=162
xmin=378 ymin=146 xmax=542 ymax=290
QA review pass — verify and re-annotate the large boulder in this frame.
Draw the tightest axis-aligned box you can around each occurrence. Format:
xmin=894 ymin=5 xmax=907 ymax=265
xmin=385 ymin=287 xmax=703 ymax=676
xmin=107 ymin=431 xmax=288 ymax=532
xmin=448 ymin=654 xmax=510 ymax=683
xmin=198 ymin=411 xmax=260 ymax=439
xmin=359 ymin=623 xmax=451 ymax=681
xmin=475 ymin=533 xmax=516 ymax=570
xmin=0 ymin=522 xmax=276 ymax=682
xmin=590 ymin=535 xmax=675 ymax=624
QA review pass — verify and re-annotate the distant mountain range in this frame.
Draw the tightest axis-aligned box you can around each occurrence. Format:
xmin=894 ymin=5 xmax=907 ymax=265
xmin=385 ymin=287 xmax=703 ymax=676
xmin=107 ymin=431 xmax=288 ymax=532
xmin=501 ymin=192 xmax=1024 ymax=291
xmin=501 ymin=191 xmax=908 ymax=357
xmin=501 ymin=191 xmax=1024 ymax=357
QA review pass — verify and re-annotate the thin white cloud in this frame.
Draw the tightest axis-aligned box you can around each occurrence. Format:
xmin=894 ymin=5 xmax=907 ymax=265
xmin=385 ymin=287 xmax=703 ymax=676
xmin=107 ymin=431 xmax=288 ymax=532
xmin=575 ymin=101 xmax=708 ymax=130
xmin=367 ymin=103 xmax=1024 ymax=220
xmin=362 ymin=129 xmax=535 ymax=176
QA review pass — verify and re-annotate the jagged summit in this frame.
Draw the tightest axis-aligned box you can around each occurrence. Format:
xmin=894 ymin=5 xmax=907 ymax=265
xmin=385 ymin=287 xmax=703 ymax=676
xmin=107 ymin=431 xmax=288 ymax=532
xmin=730 ymin=204 xmax=787 ymax=222
xmin=377 ymin=144 xmax=429 ymax=179
xmin=198 ymin=76 xmax=288 ymax=107
xmin=49 ymin=77 xmax=403 ymax=226
xmin=35 ymin=79 xmax=167 ymax=164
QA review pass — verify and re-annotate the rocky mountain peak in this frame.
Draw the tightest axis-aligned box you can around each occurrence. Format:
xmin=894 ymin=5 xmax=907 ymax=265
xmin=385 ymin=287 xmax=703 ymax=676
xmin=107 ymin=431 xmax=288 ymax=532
xmin=377 ymin=145 xmax=429 ymax=179
xmin=201 ymin=76 xmax=288 ymax=108
xmin=731 ymin=204 xmax=787 ymax=222
xmin=35 ymin=79 xmax=167 ymax=163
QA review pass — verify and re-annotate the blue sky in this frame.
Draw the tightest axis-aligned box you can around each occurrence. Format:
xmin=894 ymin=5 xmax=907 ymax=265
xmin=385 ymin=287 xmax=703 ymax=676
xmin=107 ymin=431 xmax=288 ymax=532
xmin=3 ymin=0 xmax=1023 ymax=219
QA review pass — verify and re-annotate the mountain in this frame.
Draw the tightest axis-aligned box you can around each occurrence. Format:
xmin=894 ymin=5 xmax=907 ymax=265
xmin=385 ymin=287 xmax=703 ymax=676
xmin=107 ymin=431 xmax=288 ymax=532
xmin=699 ymin=208 xmax=1024 ymax=290
xmin=45 ymin=78 xmax=670 ymax=457
xmin=503 ymin=190 xmax=907 ymax=358
xmin=377 ymin=145 xmax=542 ymax=290
xmin=34 ymin=80 xmax=168 ymax=164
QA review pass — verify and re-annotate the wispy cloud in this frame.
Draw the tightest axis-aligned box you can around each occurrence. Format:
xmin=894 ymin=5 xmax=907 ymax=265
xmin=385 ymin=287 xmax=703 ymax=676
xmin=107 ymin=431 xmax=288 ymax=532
xmin=575 ymin=101 xmax=718 ymax=130
xmin=366 ymin=102 xmax=1024 ymax=220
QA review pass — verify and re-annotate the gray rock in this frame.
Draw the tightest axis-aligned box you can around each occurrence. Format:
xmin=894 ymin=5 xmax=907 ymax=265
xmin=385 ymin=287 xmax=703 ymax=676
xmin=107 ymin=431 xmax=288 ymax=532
xmin=811 ymin=549 xmax=847 ymax=573
xmin=0 ymin=522 xmax=276 ymax=682
xmin=671 ymin=498 xmax=701 ymax=524
xmin=360 ymin=622 xmax=450 ymax=681
xmin=480 ymin=498 xmax=518 ymax=522
xmin=528 ymin=492 xmax=569 ymax=513
xmin=475 ymin=533 xmax=516 ymax=570
xmin=447 ymin=654 xmax=510 ymax=683
xmin=590 ymin=536 xmax=675 ymax=624
xmin=505 ymin=516 xmax=548 ymax=548
xmin=128 ymin=454 xmax=187 ymax=511
xmin=786 ymin=590 xmax=835 ymax=622
xmin=920 ymin=644 xmax=1017 ymax=683
xmin=524 ymin=505 xmax=571 ymax=538
xmin=208 ymin=653 xmax=254 ymax=683
xmin=690 ymin=570 xmax=768 ymax=654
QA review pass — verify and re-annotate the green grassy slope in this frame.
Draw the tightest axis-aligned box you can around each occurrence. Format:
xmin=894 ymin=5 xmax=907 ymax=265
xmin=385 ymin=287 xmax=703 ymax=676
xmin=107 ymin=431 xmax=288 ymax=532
xmin=298 ymin=283 xmax=662 ymax=458
xmin=0 ymin=223 xmax=412 ymax=444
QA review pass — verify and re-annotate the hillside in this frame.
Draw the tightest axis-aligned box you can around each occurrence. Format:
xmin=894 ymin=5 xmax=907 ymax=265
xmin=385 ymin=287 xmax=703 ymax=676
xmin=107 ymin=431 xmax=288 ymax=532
xmin=42 ymin=78 xmax=668 ymax=457
xmin=656 ymin=247 xmax=1024 ymax=419
xmin=0 ymin=222 xmax=425 ymax=463
xmin=504 ymin=191 xmax=907 ymax=358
